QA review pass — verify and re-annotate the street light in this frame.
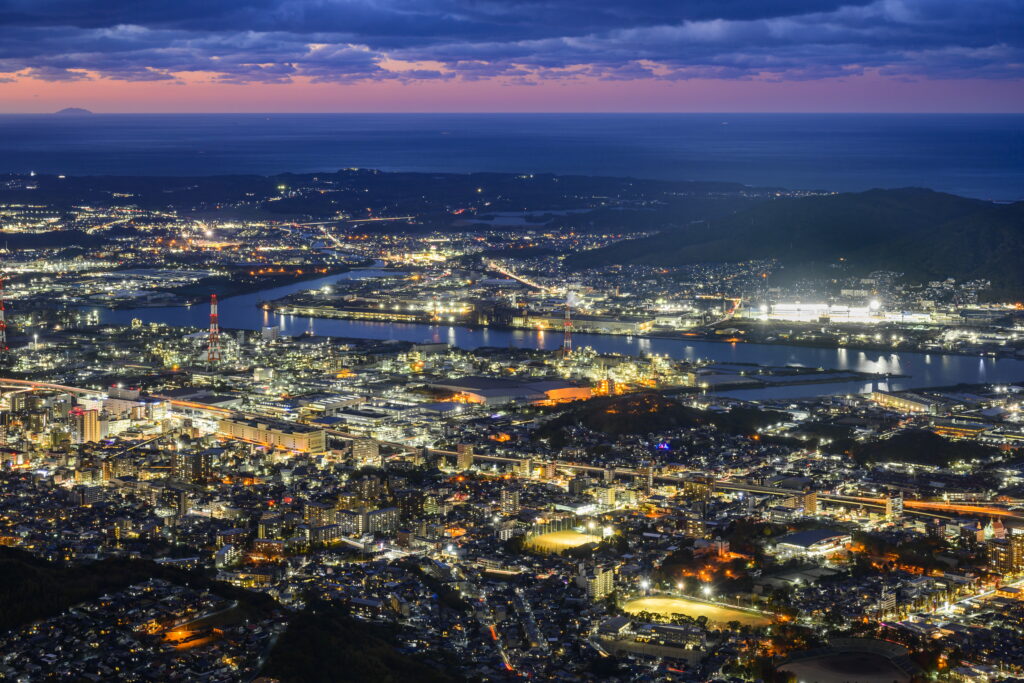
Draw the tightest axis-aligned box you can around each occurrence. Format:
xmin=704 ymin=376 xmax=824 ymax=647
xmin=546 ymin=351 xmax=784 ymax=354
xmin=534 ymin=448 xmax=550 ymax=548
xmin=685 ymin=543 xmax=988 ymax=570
xmin=702 ymin=584 xmax=713 ymax=597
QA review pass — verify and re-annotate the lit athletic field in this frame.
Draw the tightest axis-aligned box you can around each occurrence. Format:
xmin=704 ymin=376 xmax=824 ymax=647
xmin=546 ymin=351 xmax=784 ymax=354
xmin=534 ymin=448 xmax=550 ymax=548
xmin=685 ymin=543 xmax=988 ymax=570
xmin=623 ymin=596 xmax=771 ymax=627
xmin=526 ymin=530 xmax=602 ymax=552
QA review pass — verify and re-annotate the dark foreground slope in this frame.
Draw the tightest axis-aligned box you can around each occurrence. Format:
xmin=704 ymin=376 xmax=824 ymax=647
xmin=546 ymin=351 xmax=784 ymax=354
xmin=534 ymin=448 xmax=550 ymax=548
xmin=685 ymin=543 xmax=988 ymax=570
xmin=261 ymin=598 xmax=458 ymax=683
xmin=0 ymin=547 xmax=277 ymax=633
xmin=569 ymin=188 xmax=1024 ymax=297
xmin=0 ymin=548 xmax=454 ymax=682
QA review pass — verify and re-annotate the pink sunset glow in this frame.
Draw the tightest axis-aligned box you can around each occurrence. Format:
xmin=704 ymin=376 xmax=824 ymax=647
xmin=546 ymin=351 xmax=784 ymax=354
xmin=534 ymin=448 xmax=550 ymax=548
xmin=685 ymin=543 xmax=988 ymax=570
xmin=1 ymin=71 xmax=1021 ymax=113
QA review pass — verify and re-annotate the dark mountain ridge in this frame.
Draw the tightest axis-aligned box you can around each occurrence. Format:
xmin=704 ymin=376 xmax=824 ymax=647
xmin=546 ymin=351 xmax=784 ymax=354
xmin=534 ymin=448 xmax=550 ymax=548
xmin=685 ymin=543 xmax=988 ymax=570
xmin=568 ymin=188 xmax=1024 ymax=298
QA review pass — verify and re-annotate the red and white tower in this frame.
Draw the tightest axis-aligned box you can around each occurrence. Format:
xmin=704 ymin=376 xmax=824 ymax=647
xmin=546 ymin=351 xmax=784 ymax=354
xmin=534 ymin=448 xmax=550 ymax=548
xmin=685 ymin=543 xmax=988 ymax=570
xmin=562 ymin=292 xmax=573 ymax=358
xmin=0 ymin=275 xmax=8 ymax=353
xmin=206 ymin=294 xmax=221 ymax=364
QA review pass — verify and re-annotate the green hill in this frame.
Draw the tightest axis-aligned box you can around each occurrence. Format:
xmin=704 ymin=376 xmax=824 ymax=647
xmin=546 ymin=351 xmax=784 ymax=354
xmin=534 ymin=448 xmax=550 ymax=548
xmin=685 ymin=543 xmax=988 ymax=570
xmin=568 ymin=188 xmax=1024 ymax=297
xmin=538 ymin=392 xmax=789 ymax=440
xmin=851 ymin=429 xmax=997 ymax=467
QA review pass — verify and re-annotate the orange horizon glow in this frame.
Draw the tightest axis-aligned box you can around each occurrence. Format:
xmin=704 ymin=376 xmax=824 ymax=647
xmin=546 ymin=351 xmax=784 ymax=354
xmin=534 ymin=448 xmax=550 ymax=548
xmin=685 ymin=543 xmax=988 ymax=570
xmin=1 ymin=70 xmax=1022 ymax=114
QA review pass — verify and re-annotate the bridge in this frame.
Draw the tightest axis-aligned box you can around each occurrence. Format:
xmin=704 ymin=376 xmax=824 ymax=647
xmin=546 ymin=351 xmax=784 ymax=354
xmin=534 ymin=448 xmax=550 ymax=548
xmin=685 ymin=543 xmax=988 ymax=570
xmin=0 ymin=378 xmax=104 ymax=396
xmin=435 ymin=449 xmax=1024 ymax=521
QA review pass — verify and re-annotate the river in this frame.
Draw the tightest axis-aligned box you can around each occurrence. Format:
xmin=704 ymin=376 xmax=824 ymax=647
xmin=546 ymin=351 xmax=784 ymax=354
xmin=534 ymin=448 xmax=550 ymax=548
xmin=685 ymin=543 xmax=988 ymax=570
xmin=93 ymin=270 xmax=1024 ymax=401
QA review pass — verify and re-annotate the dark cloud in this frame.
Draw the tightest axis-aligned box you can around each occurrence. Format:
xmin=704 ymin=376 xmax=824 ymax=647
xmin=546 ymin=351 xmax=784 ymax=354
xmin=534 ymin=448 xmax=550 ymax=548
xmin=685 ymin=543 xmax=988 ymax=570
xmin=0 ymin=0 xmax=1020 ymax=83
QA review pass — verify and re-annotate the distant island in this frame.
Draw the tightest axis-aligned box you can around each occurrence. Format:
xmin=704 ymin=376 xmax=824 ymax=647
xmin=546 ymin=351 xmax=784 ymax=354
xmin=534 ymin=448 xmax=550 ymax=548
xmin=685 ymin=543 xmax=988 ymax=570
xmin=54 ymin=107 xmax=93 ymax=115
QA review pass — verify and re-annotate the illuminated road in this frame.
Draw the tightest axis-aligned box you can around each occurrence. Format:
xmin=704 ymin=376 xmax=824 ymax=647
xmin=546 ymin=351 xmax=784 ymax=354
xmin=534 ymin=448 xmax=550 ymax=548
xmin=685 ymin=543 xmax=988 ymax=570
xmin=480 ymin=592 xmax=515 ymax=672
xmin=0 ymin=378 xmax=104 ymax=396
xmin=484 ymin=260 xmax=551 ymax=292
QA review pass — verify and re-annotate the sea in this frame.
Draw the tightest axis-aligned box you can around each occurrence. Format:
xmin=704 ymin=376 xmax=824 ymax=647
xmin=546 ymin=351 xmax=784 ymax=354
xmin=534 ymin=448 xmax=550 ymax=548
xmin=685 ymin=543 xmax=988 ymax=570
xmin=0 ymin=113 xmax=1022 ymax=200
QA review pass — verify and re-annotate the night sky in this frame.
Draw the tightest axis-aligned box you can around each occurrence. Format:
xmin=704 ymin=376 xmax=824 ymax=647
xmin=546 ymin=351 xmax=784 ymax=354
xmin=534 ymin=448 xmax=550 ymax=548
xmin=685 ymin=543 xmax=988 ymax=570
xmin=0 ymin=0 xmax=1021 ymax=112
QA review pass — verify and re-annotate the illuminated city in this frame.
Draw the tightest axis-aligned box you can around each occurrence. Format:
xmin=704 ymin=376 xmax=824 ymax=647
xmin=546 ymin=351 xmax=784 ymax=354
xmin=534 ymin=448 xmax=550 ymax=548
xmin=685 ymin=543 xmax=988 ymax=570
xmin=1 ymin=1 xmax=1024 ymax=681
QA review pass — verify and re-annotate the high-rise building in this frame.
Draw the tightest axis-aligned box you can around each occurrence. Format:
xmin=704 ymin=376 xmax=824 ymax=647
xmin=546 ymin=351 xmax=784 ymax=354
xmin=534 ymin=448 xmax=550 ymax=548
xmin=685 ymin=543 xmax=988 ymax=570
xmin=258 ymin=513 xmax=284 ymax=539
xmin=998 ymin=530 xmax=1024 ymax=574
xmin=423 ymin=495 xmax=441 ymax=516
xmin=879 ymin=586 xmax=897 ymax=615
xmin=517 ymin=458 xmax=533 ymax=478
xmin=803 ymin=491 xmax=818 ymax=515
xmin=364 ymin=507 xmax=400 ymax=535
xmin=69 ymin=485 xmax=105 ymax=506
xmin=456 ymin=443 xmax=474 ymax=471
xmin=175 ymin=488 xmax=190 ymax=516
xmin=101 ymin=456 xmax=133 ymax=481
xmin=304 ymin=500 xmax=336 ymax=526
xmin=579 ymin=564 xmax=615 ymax=600
xmin=172 ymin=450 xmax=213 ymax=484
xmin=394 ymin=489 xmax=424 ymax=520
xmin=684 ymin=517 xmax=711 ymax=538
xmin=355 ymin=474 xmax=384 ymax=502
xmin=637 ymin=465 xmax=654 ymax=492
xmin=70 ymin=408 xmax=101 ymax=444
xmin=1013 ymin=530 xmax=1024 ymax=570
xmin=681 ymin=476 xmax=713 ymax=502
xmin=501 ymin=489 xmax=520 ymax=515
xmin=334 ymin=510 xmax=360 ymax=535
xmin=352 ymin=438 xmax=381 ymax=465
xmin=600 ymin=486 xmax=617 ymax=507
xmin=987 ymin=537 xmax=1014 ymax=574
xmin=885 ymin=493 xmax=904 ymax=522
xmin=568 ymin=475 xmax=591 ymax=496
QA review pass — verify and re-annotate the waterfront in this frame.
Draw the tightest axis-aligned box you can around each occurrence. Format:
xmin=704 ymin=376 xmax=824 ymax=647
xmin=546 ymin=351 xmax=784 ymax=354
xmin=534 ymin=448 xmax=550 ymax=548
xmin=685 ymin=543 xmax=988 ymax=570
xmin=93 ymin=270 xmax=1024 ymax=401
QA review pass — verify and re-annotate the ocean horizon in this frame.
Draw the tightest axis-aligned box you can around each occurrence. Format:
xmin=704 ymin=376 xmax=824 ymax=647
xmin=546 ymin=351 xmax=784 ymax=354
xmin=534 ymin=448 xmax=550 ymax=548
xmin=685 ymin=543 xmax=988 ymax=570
xmin=1 ymin=112 xmax=1021 ymax=200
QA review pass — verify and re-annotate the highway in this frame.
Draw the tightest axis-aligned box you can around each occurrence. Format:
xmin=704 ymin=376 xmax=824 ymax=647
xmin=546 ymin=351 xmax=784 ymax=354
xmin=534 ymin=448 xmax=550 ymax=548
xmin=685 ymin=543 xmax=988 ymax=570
xmin=458 ymin=452 xmax=1021 ymax=521
xmin=0 ymin=377 xmax=104 ymax=397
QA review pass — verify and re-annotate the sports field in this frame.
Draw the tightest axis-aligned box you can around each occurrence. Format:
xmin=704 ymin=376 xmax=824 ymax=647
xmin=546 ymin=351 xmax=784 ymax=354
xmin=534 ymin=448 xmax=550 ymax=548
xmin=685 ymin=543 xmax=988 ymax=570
xmin=623 ymin=596 xmax=771 ymax=627
xmin=780 ymin=653 xmax=912 ymax=683
xmin=525 ymin=530 xmax=602 ymax=552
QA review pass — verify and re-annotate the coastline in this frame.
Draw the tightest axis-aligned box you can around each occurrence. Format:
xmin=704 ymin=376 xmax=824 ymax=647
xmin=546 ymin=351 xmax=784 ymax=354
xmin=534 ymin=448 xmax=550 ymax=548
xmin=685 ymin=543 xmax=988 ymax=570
xmin=262 ymin=299 xmax=1020 ymax=361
